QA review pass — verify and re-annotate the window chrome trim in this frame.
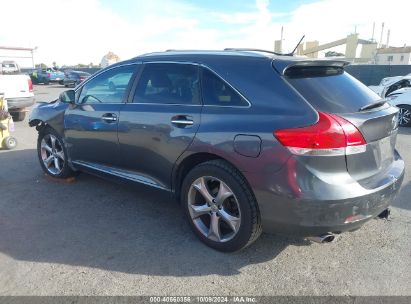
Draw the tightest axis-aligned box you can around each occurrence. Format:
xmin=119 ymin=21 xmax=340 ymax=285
xmin=129 ymin=60 xmax=252 ymax=108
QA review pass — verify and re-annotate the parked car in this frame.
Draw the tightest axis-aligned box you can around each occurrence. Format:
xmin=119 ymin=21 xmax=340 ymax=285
xmin=386 ymin=87 xmax=411 ymax=126
xmin=30 ymin=68 xmax=65 ymax=85
xmin=63 ymin=71 xmax=91 ymax=87
xmin=1 ymin=61 xmax=20 ymax=74
xmin=108 ymin=73 xmax=131 ymax=90
xmin=0 ymin=74 xmax=34 ymax=121
xmin=369 ymin=74 xmax=411 ymax=97
xmin=29 ymin=50 xmax=404 ymax=252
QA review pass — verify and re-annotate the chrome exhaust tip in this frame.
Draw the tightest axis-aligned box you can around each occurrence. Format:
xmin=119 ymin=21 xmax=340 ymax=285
xmin=307 ymin=233 xmax=335 ymax=244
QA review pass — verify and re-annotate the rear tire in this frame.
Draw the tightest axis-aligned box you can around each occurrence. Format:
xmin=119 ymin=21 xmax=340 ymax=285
xmin=398 ymin=105 xmax=411 ymax=127
xmin=181 ymin=160 xmax=262 ymax=252
xmin=3 ymin=136 xmax=17 ymax=150
xmin=11 ymin=112 xmax=26 ymax=122
xmin=37 ymin=127 xmax=76 ymax=178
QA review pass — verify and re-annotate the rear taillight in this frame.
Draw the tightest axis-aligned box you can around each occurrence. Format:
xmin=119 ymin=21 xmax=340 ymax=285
xmin=28 ymin=79 xmax=33 ymax=92
xmin=274 ymin=112 xmax=366 ymax=156
xmin=47 ymin=73 xmax=51 ymax=78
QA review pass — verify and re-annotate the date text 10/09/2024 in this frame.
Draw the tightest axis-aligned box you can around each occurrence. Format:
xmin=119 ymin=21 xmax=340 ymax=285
xmin=149 ymin=296 xmax=257 ymax=303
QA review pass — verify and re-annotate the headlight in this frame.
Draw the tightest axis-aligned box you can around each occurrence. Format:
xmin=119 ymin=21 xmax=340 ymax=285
xmin=386 ymin=95 xmax=398 ymax=101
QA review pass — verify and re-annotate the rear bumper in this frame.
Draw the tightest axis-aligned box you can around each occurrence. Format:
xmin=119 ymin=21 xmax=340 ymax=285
xmin=7 ymin=97 xmax=35 ymax=111
xmin=246 ymin=153 xmax=405 ymax=236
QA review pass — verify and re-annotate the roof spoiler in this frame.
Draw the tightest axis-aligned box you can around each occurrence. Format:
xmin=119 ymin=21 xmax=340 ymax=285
xmin=273 ymin=60 xmax=350 ymax=76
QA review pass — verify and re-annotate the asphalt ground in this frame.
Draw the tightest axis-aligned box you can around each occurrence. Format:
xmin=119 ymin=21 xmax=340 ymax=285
xmin=0 ymin=84 xmax=410 ymax=296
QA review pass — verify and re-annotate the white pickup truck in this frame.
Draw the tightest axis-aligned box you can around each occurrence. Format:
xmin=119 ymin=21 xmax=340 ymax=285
xmin=0 ymin=74 xmax=35 ymax=121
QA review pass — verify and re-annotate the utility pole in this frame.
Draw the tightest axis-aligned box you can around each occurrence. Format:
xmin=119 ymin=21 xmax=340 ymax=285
xmin=386 ymin=29 xmax=390 ymax=48
xmin=379 ymin=22 xmax=384 ymax=48
xmin=31 ymin=46 xmax=38 ymax=68
xmin=280 ymin=26 xmax=283 ymax=53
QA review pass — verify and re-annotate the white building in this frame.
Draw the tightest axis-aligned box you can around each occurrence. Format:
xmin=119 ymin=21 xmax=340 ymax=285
xmin=375 ymin=46 xmax=411 ymax=65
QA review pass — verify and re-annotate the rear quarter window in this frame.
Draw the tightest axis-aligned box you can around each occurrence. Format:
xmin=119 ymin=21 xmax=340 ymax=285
xmin=285 ymin=67 xmax=381 ymax=113
xmin=201 ymin=68 xmax=249 ymax=107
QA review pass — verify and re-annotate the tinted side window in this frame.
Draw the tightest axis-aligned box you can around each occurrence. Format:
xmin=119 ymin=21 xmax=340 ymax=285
xmin=78 ymin=65 xmax=136 ymax=104
xmin=133 ymin=63 xmax=199 ymax=105
xmin=201 ymin=68 xmax=249 ymax=107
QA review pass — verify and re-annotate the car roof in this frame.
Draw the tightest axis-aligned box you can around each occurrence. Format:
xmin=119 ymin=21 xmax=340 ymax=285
xmin=111 ymin=50 xmax=347 ymax=72
xmin=132 ymin=50 xmax=297 ymax=63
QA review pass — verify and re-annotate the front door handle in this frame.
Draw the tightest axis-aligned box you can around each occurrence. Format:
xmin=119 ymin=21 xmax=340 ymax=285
xmin=101 ymin=113 xmax=117 ymax=123
xmin=171 ymin=115 xmax=194 ymax=127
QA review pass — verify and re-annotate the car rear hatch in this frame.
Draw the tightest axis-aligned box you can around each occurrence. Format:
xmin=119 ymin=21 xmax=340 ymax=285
xmin=273 ymin=60 xmax=400 ymax=189
xmin=0 ymin=74 xmax=33 ymax=99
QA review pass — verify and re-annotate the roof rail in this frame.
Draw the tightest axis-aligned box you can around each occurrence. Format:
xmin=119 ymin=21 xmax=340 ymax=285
xmin=224 ymin=48 xmax=285 ymax=56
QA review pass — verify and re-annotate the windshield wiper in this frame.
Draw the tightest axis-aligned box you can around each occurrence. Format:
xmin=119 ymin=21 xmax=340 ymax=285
xmin=359 ymin=100 xmax=386 ymax=112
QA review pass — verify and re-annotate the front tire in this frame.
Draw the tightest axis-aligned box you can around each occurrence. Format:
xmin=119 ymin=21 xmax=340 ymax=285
xmin=37 ymin=127 xmax=76 ymax=178
xmin=181 ymin=160 xmax=262 ymax=252
xmin=398 ymin=105 xmax=411 ymax=127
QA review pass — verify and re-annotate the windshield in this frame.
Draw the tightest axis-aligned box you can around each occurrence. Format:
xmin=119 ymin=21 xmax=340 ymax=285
xmin=2 ymin=63 xmax=16 ymax=68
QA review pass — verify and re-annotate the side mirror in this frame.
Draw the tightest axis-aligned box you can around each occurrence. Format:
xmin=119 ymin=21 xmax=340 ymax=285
xmin=59 ymin=90 xmax=76 ymax=104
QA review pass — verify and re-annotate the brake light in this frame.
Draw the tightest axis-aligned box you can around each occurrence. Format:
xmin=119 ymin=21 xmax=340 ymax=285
xmin=274 ymin=112 xmax=366 ymax=156
xmin=47 ymin=73 xmax=51 ymax=78
xmin=28 ymin=79 xmax=33 ymax=92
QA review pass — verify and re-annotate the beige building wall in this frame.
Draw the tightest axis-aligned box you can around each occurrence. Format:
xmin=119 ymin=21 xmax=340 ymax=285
xmin=274 ymin=40 xmax=282 ymax=53
xmin=360 ymin=43 xmax=378 ymax=60
xmin=345 ymin=34 xmax=358 ymax=59
xmin=305 ymin=41 xmax=319 ymax=58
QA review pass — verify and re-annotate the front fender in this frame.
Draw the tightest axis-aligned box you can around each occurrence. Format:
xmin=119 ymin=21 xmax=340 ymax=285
xmin=29 ymin=100 xmax=68 ymax=136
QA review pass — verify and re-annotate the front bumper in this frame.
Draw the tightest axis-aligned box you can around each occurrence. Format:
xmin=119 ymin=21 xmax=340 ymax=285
xmin=7 ymin=97 xmax=35 ymax=110
xmin=246 ymin=155 xmax=405 ymax=236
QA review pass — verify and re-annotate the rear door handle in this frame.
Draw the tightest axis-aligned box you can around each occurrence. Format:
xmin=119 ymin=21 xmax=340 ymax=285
xmin=171 ymin=115 xmax=194 ymax=127
xmin=101 ymin=113 xmax=117 ymax=123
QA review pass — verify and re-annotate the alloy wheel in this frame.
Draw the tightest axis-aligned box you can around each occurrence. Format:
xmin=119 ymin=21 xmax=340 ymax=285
xmin=398 ymin=107 xmax=411 ymax=126
xmin=40 ymin=134 xmax=65 ymax=175
xmin=187 ymin=176 xmax=241 ymax=242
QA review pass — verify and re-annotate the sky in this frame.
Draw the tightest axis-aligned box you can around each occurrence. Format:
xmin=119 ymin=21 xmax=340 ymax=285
xmin=0 ymin=0 xmax=410 ymax=66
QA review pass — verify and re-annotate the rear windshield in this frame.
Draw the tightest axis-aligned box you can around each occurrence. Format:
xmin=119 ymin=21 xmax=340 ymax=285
xmin=285 ymin=67 xmax=380 ymax=113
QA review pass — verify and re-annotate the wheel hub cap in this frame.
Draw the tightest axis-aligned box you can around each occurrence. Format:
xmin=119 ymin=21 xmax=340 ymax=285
xmin=40 ymin=134 xmax=65 ymax=175
xmin=188 ymin=176 xmax=241 ymax=243
xmin=399 ymin=108 xmax=410 ymax=126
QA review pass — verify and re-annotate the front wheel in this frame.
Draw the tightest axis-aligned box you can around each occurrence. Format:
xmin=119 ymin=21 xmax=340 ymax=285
xmin=37 ymin=128 xmax=76 ymax=178
xmin=181 ymin=160 xmax=262 ymax=252
xmin=398 ymin=105 xmax=411 ymax=127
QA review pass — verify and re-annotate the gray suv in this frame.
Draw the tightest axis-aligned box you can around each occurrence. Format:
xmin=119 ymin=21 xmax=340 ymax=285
xmin=29 ymin=50 xmax=405 ymax=252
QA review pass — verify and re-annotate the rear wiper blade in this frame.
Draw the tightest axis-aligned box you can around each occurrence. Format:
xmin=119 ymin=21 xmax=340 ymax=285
xmin=359 ymin=100 xmax=386 ymax=112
